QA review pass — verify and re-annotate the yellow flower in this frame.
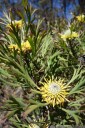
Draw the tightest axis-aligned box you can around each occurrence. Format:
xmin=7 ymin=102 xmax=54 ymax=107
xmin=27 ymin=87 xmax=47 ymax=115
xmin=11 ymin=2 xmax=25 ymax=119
xmin=71 ymin=32 xmax=79 ymax=38
xmin=39 ymin=78 xmax=69 ymax=107
xmin=8 ymin=44 xmax=18 ymax=51
xmin=14 ymin=20 xmax=22 ymax=28
xmin=60 ymin=29 xmax=79 ymax=41
xmin=76 ymin=14 xmax=85 ymax=22
xmin=29 ymin=123 xmax=40 ymax=128
xmin=7 ymin=20 xmax=23 ymax=29
xmin=9 ymin=40 xmax=31 ymax=53
xmin=21 ymin=40 xmax=31 ymax=52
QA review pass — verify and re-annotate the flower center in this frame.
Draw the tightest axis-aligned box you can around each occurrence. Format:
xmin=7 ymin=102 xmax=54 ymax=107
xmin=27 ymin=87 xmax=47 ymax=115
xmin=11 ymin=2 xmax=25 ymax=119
xmin=48 ymin=82 xmax=61 ymax=94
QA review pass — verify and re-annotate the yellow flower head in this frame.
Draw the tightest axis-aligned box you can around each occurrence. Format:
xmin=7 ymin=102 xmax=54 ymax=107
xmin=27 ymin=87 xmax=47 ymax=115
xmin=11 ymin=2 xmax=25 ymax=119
xmin=29 ymin=124 xmax=40 ymax=128
xmin=39 ymin=78 xmax=69 ymax=107
xmin=8 ymin=44 xmax=18 ymax=51
xmin=9 ymin=40 xmax=31 ymax=53
xmin=76 ymin=14 xmax=85 ymax=22
xmin=21 ymin=40 xmax=31 ymax=52
xmin=7 ymin=20 xmax=23 ymax=29
xmin=14 ymin=20 xmax=23 ymax=28
xmin=60 ymin=29 xmax=79 ymax=41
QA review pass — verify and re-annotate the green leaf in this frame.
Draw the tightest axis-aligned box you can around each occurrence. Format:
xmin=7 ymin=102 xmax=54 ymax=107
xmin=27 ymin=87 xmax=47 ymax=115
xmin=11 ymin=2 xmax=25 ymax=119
xmin=38 ymin=34 xmax=53 ymax=57
xmin=0 ymin=67 xmax=11 ymax=77
xmin=22 ymin=0 xmax=28 ymax=8
xmin=69 ymin=77 xmax=85 ymax=95
xmin=69 ymin=98 xmax=84 ymax=107
xmin=9 ymin=96 xmax=26 ymax=108
xmin=23 ymin=101 xmax=48 ymax=117
xmin=67 ymin=68 xmax=81 ymax=85
xmin=62 ymin=108 xmax=81 ymax=125
xmin=6 ymin=110 xmax=18 ymax=119
xmin=23 ymin=104 xmax=39 ymax=117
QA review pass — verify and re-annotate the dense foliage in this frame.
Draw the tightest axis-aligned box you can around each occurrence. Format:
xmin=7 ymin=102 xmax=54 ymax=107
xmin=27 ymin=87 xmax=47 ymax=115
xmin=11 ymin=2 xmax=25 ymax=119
xmin=0 ymin=1 xmax=85 ymax=127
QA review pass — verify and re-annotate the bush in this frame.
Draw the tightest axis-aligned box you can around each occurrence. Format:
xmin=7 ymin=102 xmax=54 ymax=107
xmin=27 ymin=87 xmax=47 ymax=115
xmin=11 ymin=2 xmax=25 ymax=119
xmin=0 ymin=1 xmax=85 ymax=127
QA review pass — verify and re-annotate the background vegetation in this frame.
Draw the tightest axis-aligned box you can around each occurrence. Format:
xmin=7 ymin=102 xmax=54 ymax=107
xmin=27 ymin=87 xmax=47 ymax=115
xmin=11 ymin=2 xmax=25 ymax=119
xmin=0 ymin=0 xmax=85 ymax=128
